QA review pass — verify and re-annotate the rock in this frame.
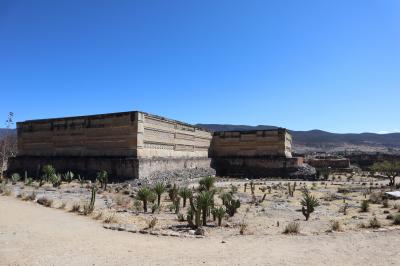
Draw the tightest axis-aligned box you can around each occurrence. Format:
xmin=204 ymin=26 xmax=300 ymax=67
xmin=117 ymin=224 xmax=126 ymax=231
xmin=126 ymin=225 xmax=137 ymax=233
xmin=195 ymin=228 xmax=205 ymax=236
xmin=188 ymin=230 xmax=196 ymax=235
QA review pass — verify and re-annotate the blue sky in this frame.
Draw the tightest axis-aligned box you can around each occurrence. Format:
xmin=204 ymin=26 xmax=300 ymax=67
xmin=0 ymin=0 xmax=399 ymax=133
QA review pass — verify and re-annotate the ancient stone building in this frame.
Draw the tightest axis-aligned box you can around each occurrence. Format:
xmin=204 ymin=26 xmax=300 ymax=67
xmin=210 ymin=129 xmax=304 ymax=177
xmin=8 ymin=111 xmax=306 ymax=180
xmin=9 ymin=111 xmax=213 ymax=180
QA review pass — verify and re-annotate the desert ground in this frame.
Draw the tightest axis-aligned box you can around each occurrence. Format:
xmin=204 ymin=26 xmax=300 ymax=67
xmin=1 ymin=174 xmax=400 ymax=265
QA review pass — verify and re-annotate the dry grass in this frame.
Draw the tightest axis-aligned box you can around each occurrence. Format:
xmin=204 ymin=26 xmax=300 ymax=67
xmin=70 ymin=202 xmax=81 ymax=213
xmin=103 ymin=213 xmax=117 ymax=224
xmin=283 ymin=222 xmax=300 ymax=234
xmin=22 ymin=192 xmax=36 ymax=201
xmin=146 ymin=217 xmax=158 ymax=229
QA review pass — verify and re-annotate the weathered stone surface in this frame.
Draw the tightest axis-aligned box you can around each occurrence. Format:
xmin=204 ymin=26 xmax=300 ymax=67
xmin=8 ymin=111 xmax=306 ymax=179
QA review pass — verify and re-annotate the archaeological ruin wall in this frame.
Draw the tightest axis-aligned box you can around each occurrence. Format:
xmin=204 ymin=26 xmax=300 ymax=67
xmin=8 ymin=111 xmax=310 ymax=180
xmin=8 ymin=111 xmax=214 ymax=180
xmin=210 ymin=129 xmax=304 ymax=177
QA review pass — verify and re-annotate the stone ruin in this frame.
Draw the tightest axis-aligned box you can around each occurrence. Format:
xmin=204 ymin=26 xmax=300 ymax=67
xmin=8 ymin=111 xmax=311 ymax=180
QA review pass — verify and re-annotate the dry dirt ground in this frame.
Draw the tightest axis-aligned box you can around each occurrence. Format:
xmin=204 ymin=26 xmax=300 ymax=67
xmin=1 ymin=196 xmax=400 ymax=266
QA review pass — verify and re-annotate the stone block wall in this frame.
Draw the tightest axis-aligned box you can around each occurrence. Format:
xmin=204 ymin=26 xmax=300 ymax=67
xmin=8 ymin=111 xmax=307 ymax=180
xmin=17 ymin=112 xmax=138 ymax=157
xmin=211 ymin=128 xmax=292 ymax=158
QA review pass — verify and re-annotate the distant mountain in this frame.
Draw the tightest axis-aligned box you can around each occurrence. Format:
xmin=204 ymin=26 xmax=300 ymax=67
xmin=196 ymin=124 xmax=278 ymax=132
xmin=2 ymin=125 xmax=400 ymax=154
xmin=197 ymin=124 xmax=400 ymax=154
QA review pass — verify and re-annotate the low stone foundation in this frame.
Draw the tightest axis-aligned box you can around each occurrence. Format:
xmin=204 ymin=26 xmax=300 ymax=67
xmin=7 ymin=156 xmax=214 ymax=181
xmin=138 ymin=157 xmax=214 ymax=179
xmin=211 ymin=156 xmax=306 ymax=178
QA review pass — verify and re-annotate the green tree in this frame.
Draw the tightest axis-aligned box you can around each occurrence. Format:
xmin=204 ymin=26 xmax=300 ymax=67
xmin=153 ymin=182 xmax=166 ymax=206
xmin=178 ymin=187 xmax=192 ymax=207
xmin=370 ymin=161 xmax=400 ymax=187
xmin=197 ymin=191 xmax=214 ymax=226
xmin=199 ymin=176 xmax=215 ymax=191
xmin=136 ymin=187 xmax=155 ymax=213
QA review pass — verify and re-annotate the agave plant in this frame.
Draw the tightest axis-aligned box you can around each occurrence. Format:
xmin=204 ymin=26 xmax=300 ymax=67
xmin=212 ymin=206 xmax=226 ymax=226
xmin=63 ymin=171 xmax=74 ymax=183
xmin=199 ymin=176 xmax=215 ymax=192
xmin=11 ymin=173 xmax=21 ymax=184
xmin=300 ymin=188 xmax=319 ymax=221
xmin=178 ymin=187 xmax=192 ymax=207
xmin=49 ymin=173 xmax=62 ymax=188
xmin=197 ymin=191 xmax=214 ymax=226
xmin=136 ymin=187 xmax=155 ymax=213
xmin=152 ymin=182 xmax=166 ymax=206
xmin=41 ymin=165 xmax=56 ymax=185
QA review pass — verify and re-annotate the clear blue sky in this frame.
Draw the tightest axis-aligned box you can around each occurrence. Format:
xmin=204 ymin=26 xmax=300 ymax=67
xmin=0 ymin=0 xmax=399 ymax=133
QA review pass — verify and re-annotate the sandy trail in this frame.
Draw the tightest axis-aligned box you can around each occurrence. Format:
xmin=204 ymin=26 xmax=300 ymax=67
xmin=0 ymin=196 xmax=399 ymax=266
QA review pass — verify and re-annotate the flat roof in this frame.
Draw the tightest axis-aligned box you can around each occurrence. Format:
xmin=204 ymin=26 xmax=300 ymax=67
xmin=18 ymin=111 xmax=211 ymax=132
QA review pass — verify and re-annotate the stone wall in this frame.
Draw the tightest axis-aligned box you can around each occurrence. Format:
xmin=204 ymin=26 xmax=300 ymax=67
xmin=8 ymin=111 xmax=309 ymax=180
xmin=211 ymin=129 xmax=292 ymax=158
xmin=137 ymin=112 xmax=212 ymax=159
xmin=9 ymin=111 xmax=213 ymax=180
xmin=17 ymin=112 xmax=138 ymax=157
xmin=307 ymin=158 xmax=350 ymax=169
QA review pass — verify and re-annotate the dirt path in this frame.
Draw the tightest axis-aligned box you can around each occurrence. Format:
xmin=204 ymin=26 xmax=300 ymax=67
xmin=0 ymin=196 xmax=399 ymax=266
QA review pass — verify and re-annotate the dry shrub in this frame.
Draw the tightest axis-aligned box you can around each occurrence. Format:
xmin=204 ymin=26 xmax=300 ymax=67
xmin=58 ymin=202 xmax=66 ymax=209
xmin=330 ymin=220 xmax=342 ymax=231
xmin=239 ymin=221 xmax=248 ymax=235
xmin=22 ymin=191 xmax=36 ymax=201
xmin=369 ymin=192 xmax=384 ymax=204
xmin=392 ymin=214 xmax=400 ymax=225
xmin=369 ymin=217 xmax=381 ymax=228
xmin=147 ymin=217 xmax=158 ymax=229
xmin=37 ymin=197 xmax=53 ymax=207
xmin=114 ymin=194 xmax=131 ymax=207
xmin=70 ymin=202 xmax=81 ymax=212
xmin=283 ymin=222 xmax=300 ymax=234
xmin=104 ymin=213 xmax=117 ymax=224
xmin=93 ymin=211 xmax=103 ymax=220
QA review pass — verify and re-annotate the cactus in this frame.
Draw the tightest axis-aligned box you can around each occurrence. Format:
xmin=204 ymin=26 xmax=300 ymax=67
xmin=89 ymin=185 xmax=97 ymax=211
xmin=212 ymin=206 xmax=226 ymax=226
xmin=188 ymin=196 xmax=201 ymax=228
xmin=288 ymin=182 xmax=296 ymax=197
xmin=300 ymin=188 xmax=319 ymax=221
xmin=174 ymin=196 xmax=181 ymax=214
xmin=250 ymin=181 xmax=255 ymax=195
xmin=96 ymin=170 xmax=108 ymax=189
xmin=224 ymin=197 xmax=241 ymax=217
xmin=168 ymin=183 xmax=179 ymax=202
